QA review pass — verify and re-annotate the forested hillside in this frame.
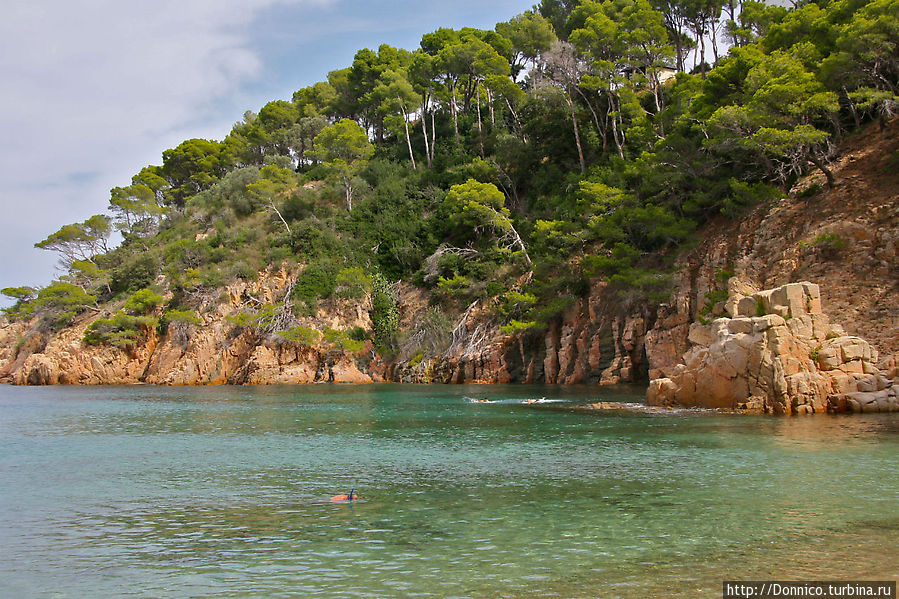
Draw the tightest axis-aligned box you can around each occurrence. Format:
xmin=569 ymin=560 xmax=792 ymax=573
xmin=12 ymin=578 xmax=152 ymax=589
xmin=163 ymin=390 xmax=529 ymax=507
xmin=2 ymin=0 xmax=897 ymax=384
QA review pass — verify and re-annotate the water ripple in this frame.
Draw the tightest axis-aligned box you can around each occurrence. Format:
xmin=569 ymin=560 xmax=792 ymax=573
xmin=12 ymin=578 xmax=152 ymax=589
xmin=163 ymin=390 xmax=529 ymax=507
xmin=1 ymin=384 xmax=898 ymax=598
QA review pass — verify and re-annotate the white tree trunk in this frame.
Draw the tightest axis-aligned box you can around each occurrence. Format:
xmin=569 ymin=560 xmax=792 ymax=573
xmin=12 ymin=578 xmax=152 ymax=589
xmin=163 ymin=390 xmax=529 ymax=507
xmin=475 ymin=80 xmax=485 ymax=158
xmin=451 ymin=84 xmax=459 ymax=143
xmin=567 ymin=90 xmax=586 ymax=173
xmin=421 ymin=94 xmax=431 ymax=168
xmin=400 ymin=98 xmax=417 ymax=170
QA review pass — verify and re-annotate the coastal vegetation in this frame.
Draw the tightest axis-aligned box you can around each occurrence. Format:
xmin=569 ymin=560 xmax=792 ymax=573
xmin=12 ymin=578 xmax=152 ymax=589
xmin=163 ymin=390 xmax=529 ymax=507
xmin=3 ymin=0 xmax=897 ymax=363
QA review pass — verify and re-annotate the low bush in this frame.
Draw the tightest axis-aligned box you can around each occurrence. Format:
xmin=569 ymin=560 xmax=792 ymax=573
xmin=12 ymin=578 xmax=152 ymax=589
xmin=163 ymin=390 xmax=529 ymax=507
xmin=84 ymin=313 xmax=158 ymax=348
xmin=123 ymin=289 xmax=165 ymax=315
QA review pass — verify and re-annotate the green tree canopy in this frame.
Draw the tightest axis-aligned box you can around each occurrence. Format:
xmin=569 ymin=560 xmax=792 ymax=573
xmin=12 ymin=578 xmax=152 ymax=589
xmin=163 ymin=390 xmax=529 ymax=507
xmin=497 ymin=11 xmax=557 ymax=78
xmin=161 ymin=138 xmax=233 ymax=206
xmin=109 ymin=184 xmax=166 ymax=237
xmin=444 ymin=179 xmax=531 ymax=267
xmin=246 ymin=164 xmax=298 ymax=233
xmin=35 ymin=215 xmax=112 ymax=268
xmin=2 ymin=286 xmax=36 ymax=301
xmin=708 ymin=49 xmax=840 ymax=186
xmin=310 ymin=119 xmax=375 ymax=210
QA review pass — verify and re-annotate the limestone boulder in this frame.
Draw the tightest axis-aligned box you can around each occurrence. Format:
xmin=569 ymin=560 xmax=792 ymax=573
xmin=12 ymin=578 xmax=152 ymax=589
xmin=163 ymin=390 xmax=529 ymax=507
xmin=753 ymin=282 xmax=822 ymax=319
xmin=725 ymin=295 xmax=759 ymax=318
xmin=647 ymin=281 xmax=892 ymax=414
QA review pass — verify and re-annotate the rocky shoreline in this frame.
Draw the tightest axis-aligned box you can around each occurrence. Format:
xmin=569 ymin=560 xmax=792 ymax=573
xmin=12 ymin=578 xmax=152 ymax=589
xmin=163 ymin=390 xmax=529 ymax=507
xmin=1 ymin=279 xmax=896 ymax=417
xmin=647 ymin=282 xmax=897 ymax=414
xmin=2 ymin=119 xmax=898 ymax=412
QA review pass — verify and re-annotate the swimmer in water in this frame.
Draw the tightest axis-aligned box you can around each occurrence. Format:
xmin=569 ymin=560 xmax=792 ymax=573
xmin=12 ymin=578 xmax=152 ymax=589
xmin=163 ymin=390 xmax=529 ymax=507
xmin=330 ymin=488 xmax=359 ymax=501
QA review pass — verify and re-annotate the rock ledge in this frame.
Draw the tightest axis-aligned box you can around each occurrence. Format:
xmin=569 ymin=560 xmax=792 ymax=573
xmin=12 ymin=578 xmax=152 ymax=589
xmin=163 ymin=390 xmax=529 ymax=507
xmin=647 ymin=282 xmax=897 ymax=414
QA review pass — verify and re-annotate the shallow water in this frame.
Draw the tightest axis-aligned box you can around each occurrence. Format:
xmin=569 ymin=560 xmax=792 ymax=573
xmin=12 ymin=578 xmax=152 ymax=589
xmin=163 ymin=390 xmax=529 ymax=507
xmin=1 ymin=384 xmax=897 ymax=598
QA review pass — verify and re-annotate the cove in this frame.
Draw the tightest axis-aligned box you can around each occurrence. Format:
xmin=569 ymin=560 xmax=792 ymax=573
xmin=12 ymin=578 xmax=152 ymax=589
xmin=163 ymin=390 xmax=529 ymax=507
xmin=1 ymin=384 xmax=897 ymax=598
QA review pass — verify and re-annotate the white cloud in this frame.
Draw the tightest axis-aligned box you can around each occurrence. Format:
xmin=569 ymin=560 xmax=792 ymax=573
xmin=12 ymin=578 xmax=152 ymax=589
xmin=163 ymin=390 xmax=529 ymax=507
xmin=0 ymin=0 xmax=528 ymax=303
xmin=0 ymin=0 xmax=332 ymax=297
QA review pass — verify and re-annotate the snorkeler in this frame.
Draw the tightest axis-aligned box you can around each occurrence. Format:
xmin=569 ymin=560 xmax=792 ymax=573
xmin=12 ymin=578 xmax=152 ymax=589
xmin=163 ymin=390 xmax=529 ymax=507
xmin=330 ymin=488 xmax=359 ymax=501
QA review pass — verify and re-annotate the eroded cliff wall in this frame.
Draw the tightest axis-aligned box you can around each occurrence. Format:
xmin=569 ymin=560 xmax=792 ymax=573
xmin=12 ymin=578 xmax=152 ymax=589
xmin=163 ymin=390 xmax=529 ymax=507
xmin=397 ymin=118 xmax=899 ymax=387
xmin=0 ymin=271 xmax=378 ymax=386
xmin=2 ymin=121 xmax=897 ymax=389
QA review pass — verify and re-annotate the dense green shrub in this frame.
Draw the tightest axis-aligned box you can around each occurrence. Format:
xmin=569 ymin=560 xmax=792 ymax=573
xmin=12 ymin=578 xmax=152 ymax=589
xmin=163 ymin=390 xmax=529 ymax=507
xmin=1 ymin=287 xmax=37 ymax=321
xmin=277 ymin=325 xmax=321 ymax=346
xmin=123 ymin=289 xmax=165 ymax=315
xmin=161 ymin=309 xmax=202 ymax=327
xmin=30 ymin=282 xmax=97 ymax=329
xmin=800 ymin=233 xmax=849 ymax=259
xmin=289 ymin=219 xmax=344 ymax=258
xmin=370 ymin=274 xmax=398 ymax=349
xmin=499 ymin=319 xmax=540 ymax=335
xmin=292 ymin=260 xmax=339 ymax=313
xmin=334 ymin=267 xmax=371 ymax=299
xmin=226 ymin=303 xmax=281 ymax=331
xmin=84 ymin=313 xmax=157 ymax=348
xmin=281 ymin=193 xmax=316 ymax=222
xmin=111 ymin=253 xmax=159 ymax=293
xmin=499 ymin=290 xmax=538 ymax=320
xmin=322 ymin=327 xmax=365 ymax=353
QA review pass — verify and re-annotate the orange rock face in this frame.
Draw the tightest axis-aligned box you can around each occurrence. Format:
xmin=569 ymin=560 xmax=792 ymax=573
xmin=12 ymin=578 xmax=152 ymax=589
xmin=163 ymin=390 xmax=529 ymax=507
xmin=2 ymin=121 xmax=897 ymax=395
xmin=647 ymin=282 xmax=896 ymax=414
xmin=0 ymin=272 xmax=378 ymax=387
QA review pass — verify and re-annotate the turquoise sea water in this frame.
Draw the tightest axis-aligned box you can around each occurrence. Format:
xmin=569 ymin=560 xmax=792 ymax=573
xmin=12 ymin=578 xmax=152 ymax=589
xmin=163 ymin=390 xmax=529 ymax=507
xmin=1 ymin=384 xmax=897 ymax=598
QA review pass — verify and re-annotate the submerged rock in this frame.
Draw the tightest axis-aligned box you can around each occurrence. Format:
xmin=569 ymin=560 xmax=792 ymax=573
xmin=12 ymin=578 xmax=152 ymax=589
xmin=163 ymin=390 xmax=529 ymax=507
xmin=647 ymin=282 xmax=896 ymax=414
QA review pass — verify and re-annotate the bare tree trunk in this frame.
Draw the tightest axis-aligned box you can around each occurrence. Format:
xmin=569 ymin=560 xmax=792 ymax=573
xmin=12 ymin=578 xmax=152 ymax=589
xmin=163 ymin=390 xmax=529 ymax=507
xmin=492 ymin=208 xmax=532 ymax=268
xmin=710 ymin=17 xmax=720 ymax=63
xmin=506 ymin=98 xmax=527 ymax=143
xmin=809 ymin=155 xmax=836 ymax=188
xmin=601 ymin=98 xmax=611 ymax=153
xmin=576 ymin=86 xmax=608 ymax=153
xmin=725 ymin=0 xmax=739 ymax=47
xmin=508 ymin=224 xmax=532 ymax=268
xmin=489 ymin=158 xmax=521 ymax=211
xmin=830 ymin=113 xmax=844 ymax=144
xmin=843 ymin=86 xmax=861 ymax=129
xmin=421 ymin=96 xmax=432 ymax=168
xmin=699 ymin=33 xmax=707 ymax=76
xmin=451 ymin=84 xmax=460 ymax=144
xmin=610 ymin=93 xmax=625 ymax=159
xmin=344 ymin=179 xmax=353 ymax=211
xmin=269 ymin=199 xmax=292 ymax=235
xmin=486 ymin=85 xmax=495 ymax=127
xmin=475 ymin=80 xmax=485 ymax=158
xmin=431 ymin=110 xmax=436 ymax=162
xmin=398 ymin=98 xmax=416 ymax=170
xmin=651 ymin=76 xmax=662 ymax=113
xmin=566 ymin=90 xmax=586 ymax=173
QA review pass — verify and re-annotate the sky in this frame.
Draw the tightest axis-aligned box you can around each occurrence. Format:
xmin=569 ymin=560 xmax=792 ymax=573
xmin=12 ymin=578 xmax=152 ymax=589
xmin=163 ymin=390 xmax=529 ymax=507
xmin=0 ymin=0 xmax=533 ymax=306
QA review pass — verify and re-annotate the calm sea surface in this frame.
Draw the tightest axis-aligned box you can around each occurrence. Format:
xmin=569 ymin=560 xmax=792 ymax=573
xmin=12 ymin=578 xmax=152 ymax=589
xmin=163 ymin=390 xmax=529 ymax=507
xmin=1 ymin=384 xmax=897 ymax=598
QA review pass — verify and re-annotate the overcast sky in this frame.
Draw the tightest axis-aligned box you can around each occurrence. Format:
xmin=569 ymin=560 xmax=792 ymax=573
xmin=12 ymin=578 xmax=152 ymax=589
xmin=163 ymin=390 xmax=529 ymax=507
xmin=0 ymin=0 xmax=533 ymax=305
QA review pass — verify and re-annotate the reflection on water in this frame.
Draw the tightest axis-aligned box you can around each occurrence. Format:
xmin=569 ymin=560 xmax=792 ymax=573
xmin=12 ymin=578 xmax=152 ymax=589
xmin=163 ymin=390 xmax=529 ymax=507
xmin=0 ymin=384 xmax=897 ymax=598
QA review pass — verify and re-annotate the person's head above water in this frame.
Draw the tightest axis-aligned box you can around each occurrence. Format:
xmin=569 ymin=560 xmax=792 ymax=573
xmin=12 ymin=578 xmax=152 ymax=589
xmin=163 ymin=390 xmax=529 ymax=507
xmin=330 ymin=489 xmax=358 ymax=501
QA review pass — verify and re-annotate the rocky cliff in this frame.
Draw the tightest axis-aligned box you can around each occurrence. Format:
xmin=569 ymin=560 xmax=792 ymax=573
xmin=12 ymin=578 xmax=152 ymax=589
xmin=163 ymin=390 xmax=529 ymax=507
xmin=0 ymin=270 xmax=379 ymax=386
xmin=647 ymin=282 xmax=897 ymax=413
xmin=1 ymin=120 xmax=897 ymax=395
xmin=394 ymin=118 xmax=899 ymax=392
